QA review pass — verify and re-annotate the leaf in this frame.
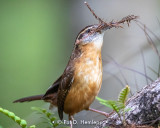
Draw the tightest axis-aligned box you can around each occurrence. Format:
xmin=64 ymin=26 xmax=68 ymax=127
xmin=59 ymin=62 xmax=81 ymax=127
xmin=96 ymin=85 xmax=131 ymax=123
xmin=115 ymin=101 xmax=125 ymax=110
xmin=101 ymin=100 xmax=121 ymax=113
xmin=20 ymin=120 xmax=27 ymax=128
xmin=29 ymin=125 xmax=36 ymax=128
xmin=105 ymin=101 xmax=120 ymax=113
xmin=96 ymin=97 xmax=116 ymax=109
xmin=96 ymin=96 xmax=107 ymax=102
xmin=118 ymin=85 xmax=130 ymax=104
xmin=96 ymin=97 xmax=125 ymax=113
xmin=31 ymin=107 xmax=61 ymax=128
xmin=0 ymin=107 xmax=29 ymax=128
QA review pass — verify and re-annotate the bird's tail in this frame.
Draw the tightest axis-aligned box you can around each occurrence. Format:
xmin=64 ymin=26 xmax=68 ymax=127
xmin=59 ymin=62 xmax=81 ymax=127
xmin=13 ymin=94 xmax=43 ymax=103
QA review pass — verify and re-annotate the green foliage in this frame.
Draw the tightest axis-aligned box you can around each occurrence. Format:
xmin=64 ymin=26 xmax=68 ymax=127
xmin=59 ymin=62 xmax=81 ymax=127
xmin=0 ymin=106 xmax=71 ymax=128
xmin=96 ymin=97 xmax=124 ymax=113
xmin=0 ymin=106 xmax=70 ymax=128
xmin=31 ymin=107 xmax=69 ymax=128
xmin=118 ymin=85 xmax=130 ymax=104
xmin=0 ymin=1 xmax=70 ymax=127
xmin=96 ymin=85 xmax=130 ymax=112
xmin=31 ymin=107 xmax=59 ymax=128
xmin=0 ymin=106 xmax=35 ymax=128
xmin=96 ymin=85 xmax=130 ymax=126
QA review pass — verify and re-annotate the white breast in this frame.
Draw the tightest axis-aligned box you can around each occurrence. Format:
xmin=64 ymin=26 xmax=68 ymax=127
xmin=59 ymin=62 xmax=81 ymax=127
xmin=93 ymin=33 xmax=104 ymax=49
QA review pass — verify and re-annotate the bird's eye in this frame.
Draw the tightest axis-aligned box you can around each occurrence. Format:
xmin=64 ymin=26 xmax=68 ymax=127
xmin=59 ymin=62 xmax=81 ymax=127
xmin=86 ymin=29 xmax=91 ymax=33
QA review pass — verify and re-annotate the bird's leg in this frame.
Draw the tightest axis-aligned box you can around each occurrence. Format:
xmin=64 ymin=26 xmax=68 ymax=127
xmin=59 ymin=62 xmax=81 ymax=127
xmin=89 ymin=108 xmax=109 ymax=117
xmin=69 ymin=115 xmax=74 ymax=128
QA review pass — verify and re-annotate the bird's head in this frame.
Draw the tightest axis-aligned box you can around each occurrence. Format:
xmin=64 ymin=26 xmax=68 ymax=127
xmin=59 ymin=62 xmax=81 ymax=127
xmin=75 ymin=24 xmax=111 ymax=49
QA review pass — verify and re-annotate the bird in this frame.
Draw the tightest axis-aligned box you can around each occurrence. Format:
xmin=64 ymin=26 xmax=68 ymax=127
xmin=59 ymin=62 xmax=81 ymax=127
xmin=13 ymin=2 xmax=133 ymax=127
xmin=13 ymin=23 xmax=112 ymax=127
xmin=12 ymin=0 xmax=139 ymax=126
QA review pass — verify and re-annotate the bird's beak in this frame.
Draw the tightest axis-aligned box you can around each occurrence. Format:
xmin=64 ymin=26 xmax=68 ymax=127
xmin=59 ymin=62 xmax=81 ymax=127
xmin=102 ymin=24 xmax=112 ymax=31
xmin=94 ymin=23 xmax=112 ymax=33
xmin=95 ymin=21 xmax=123 ymax=33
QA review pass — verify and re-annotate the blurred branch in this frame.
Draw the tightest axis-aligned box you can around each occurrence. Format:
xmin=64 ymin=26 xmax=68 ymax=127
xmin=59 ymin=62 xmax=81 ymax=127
xmin=106 ymin=56 xmax=153 ymax=82
xmin=136 ymin=21 xmax=160 ymax=77
xmin=140 ymin=49 xmax=149 ymax=85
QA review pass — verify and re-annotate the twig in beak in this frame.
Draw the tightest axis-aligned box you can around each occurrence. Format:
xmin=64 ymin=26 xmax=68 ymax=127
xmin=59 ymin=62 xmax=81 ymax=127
xmin=84 ymin=1 xmax=104 ymax=23
xmin=84 ymin=1 xmax=139 ymax=31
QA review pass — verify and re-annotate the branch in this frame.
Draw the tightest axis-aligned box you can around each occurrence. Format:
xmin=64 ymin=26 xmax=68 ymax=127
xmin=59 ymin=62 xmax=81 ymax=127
xmin=97 ymin=78 xmax=160 ymax=128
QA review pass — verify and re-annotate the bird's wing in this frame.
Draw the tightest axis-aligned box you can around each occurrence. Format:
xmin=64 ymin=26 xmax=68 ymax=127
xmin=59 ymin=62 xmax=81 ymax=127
xmin=57 ymin=64 xmax=74 ymax=120
xmin=43 ymin=76 xmax=62 ymax=98
xmin=57 ymin=45 xmax=81 ymax=120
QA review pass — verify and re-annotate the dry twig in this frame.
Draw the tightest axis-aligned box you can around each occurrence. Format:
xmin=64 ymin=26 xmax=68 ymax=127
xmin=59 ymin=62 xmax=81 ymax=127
xmin=85 ymin=2 xmax=139 ymax=32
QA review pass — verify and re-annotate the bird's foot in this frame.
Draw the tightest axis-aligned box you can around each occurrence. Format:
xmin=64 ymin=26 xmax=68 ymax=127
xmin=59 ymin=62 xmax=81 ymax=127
xmin=89 ymin=108 xmax=109 ymax=117
xmin=69 ymin=115 xmax=74 ymax=128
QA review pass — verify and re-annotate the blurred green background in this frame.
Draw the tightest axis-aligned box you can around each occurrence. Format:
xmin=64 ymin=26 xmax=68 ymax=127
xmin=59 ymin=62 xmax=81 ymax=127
xmin=0 ymin=0 xmax=160 ymax=128
xmin=0 ymin=0 xmax=72 ymax=127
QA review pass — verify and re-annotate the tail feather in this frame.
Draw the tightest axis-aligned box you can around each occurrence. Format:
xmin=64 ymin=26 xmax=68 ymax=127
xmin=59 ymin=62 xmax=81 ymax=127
xmin=13 ymin=94 xmax=43 ymax=103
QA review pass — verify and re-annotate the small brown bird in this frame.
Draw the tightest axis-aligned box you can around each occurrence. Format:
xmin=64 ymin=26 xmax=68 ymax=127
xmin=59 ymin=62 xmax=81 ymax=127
xmin=13 ymin=2 xmax=137 ymax=127
xmin=14 ymin=23 xmax=110 ymax=124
